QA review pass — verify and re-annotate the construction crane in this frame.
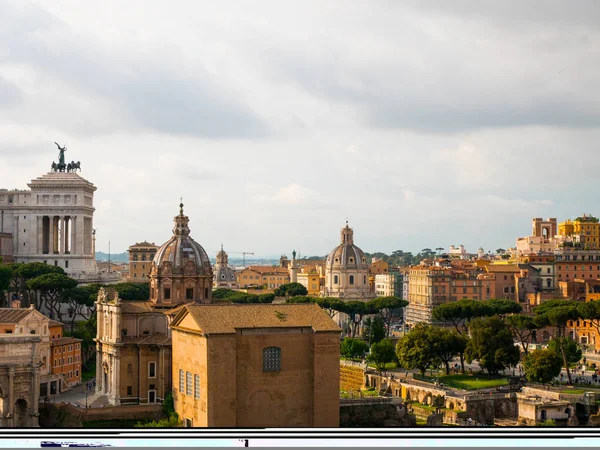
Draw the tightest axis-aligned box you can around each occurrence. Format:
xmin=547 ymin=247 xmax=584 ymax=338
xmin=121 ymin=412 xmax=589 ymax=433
xmin=229 ymin=251 xmax=255 ymax=267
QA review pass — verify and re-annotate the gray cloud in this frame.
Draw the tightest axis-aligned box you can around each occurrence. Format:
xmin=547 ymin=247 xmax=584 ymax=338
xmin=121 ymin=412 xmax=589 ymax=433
xmin=0 ymin=2 xmax=268 ymax=139
xmin=0 ymin=76 xmax=22 ymax=107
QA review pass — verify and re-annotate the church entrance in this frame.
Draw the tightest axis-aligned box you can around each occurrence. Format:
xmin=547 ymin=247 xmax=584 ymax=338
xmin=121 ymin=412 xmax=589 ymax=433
xmin=103 ymin=365 xmax=109 ymax=395
xmin=14 ymin=399 xmax=28 ymax=427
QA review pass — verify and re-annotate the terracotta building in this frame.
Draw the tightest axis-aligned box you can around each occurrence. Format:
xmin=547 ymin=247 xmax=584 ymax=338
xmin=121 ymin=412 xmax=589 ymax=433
xmin=95 ymin=203 xmax=213 ymax=406
xmin=0 ymin=306 xmax=79 ymax=397
xmin=558 ymin=214 xmax=600 ymax=250
xmin=405 ymin=259 xmax=495 ymax=325
xmin=51 ymin=336 xmax=82 ymax=389
xmin=128 ymin=241 xmax=158 ymax=282
xmin=170 ymin=303 xmax=341 ymax=427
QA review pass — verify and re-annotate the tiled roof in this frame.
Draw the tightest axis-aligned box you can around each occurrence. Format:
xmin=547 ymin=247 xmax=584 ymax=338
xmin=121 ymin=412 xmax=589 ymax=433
xmin=245 ymin=266 xmax=290 ymax=275
xmin=49 ymin=320 xmax=64 ymax=328
xmin=175 ymin=303 xmax=341 ymax=335
xmin=122 ymin=333 xmax=171 ymax=346
xmin=485 ymin=265 xmax=521 ymax=273
xmin=0 ymin=308 xmax=33 ymax=324
xmin=120 ymin=301 xmax=155 ymax=314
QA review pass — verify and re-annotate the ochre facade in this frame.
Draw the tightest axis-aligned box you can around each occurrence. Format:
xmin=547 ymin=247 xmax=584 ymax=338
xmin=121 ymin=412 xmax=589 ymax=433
xmin=170 ymin=304 xmax=341 ymax=427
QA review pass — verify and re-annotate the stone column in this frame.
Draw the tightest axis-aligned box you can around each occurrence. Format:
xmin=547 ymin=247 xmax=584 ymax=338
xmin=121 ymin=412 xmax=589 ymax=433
xmin=60 ymin=216 xmax=65 ymax=254
xmin=95 ymin=344 xmax=102 ymax=394
xmin=70 ymin=215 xmax=76 ymax=255
xmin=49 ymin=217 xmax=55 ymax=255
xmin=113 ymin=355 xmax=121 ymax=406
xmin=32 ymin=368 xmax=39 ymax=418
xmin=8 ymin=367 xmax=14 ymax=426
xmin=36 ymin=216 xmax=42 ymax=256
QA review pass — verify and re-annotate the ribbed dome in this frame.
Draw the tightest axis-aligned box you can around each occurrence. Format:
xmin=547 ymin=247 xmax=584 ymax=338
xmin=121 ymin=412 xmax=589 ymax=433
xmin=325 ymin=222 xmax=368 ymax=270
xmin=152 ymin=203 xmax=212 ymax=276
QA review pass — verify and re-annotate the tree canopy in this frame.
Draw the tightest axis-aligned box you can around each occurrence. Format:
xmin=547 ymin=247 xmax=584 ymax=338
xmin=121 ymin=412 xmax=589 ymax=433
xmin=369 ymin=296 xmax=408 ymax=337
xmin=340 ymin=337 xmax=368 ymax=360
xmin=396 ymin=324 xmax=440 ymax=376
xmin=27 ymin=273 xmax=78 ymax=321
xmin=465 ymin=316 xmax=520 ymax=376
xmin=523 ymin=349 xmax=563 ymax=384
xmin=274 ymin=282 xmax=308 ymax=297
xmin=368 ymin=338 xmax=396 ymax=373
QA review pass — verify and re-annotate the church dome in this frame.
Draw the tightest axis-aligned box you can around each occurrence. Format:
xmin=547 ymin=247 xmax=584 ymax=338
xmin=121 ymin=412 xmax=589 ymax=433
xmin=214 ymin=245 xmax=238 ymax=287
xmin=325 ymin=222 xmax=369 ymax=271
xmin=151 ymin=203 xmax=212 ymax=277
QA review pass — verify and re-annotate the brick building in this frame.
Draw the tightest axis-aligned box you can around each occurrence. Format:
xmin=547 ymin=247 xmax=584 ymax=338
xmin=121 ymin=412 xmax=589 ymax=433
xmin=170 ymin=303 xmax=341 ymax=427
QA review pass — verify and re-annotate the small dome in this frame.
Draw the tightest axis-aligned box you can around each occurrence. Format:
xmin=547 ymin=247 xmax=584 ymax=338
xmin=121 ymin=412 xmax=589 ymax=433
xmin=152 ymin=203 xmax=212 ymax=276
xmin=325 ymin=222 xmax=368 ymax=270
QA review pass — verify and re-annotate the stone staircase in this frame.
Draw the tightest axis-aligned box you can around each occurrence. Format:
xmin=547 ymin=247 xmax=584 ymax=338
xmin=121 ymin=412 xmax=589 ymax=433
xmin=76 ymin=392 xmax=110 ymax=408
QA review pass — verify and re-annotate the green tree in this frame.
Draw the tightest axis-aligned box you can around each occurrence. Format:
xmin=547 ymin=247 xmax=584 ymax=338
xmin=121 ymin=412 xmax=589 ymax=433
xmin=257 ymin=293 xmax=275 ymax=303
xmin=548 ymin=337 xmax=582 ymax=370
xmin=27 ymin=273 xmax=77 ymax=321
xmin=484 ymin=298 xmax=523 ymax=316
xmin=315 ymin=297 xmax=344 ymax=319
xmin=364 ymin=316 xmax=386 ymax=345
xmin=396 ymin=324 xmax=440 ymax=376
xmin=135 ymin=413 xmax=181 ymax=428
xmin=61 ymin=285 xmax=98 ymax=331
xmin=534 ymin=299 xmax=581 ymax=385
xmin=69 ymin=313 xmax=97 ymax=367
xmin=432 ymin=299 xmax=486 ymax=334
xmin=505 ymin=315 xmax=538 ymax=356
xmin=369 ymin=296 xmax=408 ymax=337
xmin=340 ymin=337 xmax=368 ymax=359
xmin=523 ymin=349 xmax=563 ymax=384
xmin=431 ymin=328 xmax=468 ymax=375
xmin=465 ymin=316 xmax=520 ymax=376
xmin=274 ymin=282 xmax=308 ymax=297
xmin=112 ymin=282 xmax=150 ymax=300
xmin=13 ymin=262 xmax=65 ymax=308
xmin=0 ymin=265 xmax=13 ymax=307
xmin=212 ymin=288 xmax=237 ymax=299
xmin=368 ymin=339 xmax=396 ymax=373
xmin=285 ymin=296 xmax=316 ymax=304
xmin=338 ymin=301 xmax=377 ymax=338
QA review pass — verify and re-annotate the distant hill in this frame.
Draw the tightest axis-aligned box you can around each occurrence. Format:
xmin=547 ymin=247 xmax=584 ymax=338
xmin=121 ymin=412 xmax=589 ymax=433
xmin=94 ymin=252 xmax=279 ymax=267
xmin=95 ymin=252 xmax=128 ymax=263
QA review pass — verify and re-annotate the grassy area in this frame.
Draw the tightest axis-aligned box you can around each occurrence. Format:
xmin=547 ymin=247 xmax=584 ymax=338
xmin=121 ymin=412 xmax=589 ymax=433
xmin=340 ymin=388 xmax=380 ymax=399
xmin=439 ymin=374 xmax=509 ymax=391
xmin=416 ymin=418 xmax=427 ymax=426
xmin=367 ymin=362 xmax=398 ymax=370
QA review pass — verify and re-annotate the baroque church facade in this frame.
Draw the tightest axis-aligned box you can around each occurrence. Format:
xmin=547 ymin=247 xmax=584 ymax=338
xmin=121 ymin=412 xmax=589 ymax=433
xmin=95 ymin=203 xmax=213 ymax=405
xmin=324 ymin=222 xmax=375 ymax=301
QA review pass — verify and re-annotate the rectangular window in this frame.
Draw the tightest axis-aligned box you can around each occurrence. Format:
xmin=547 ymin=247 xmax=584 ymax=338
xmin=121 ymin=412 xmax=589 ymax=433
xmin=75 ymin=369 xmax=79 ymax=377
xmin=127 ymin=386 xmax=133 ymax=396
xmin=186 ymin=288 xmax=194 ymax=300
xmin=127 ymin=364 xmax=132 ymax=374
xmin=194 ymin=374 xmax=200 ymax=399
xmin=186 ymin=371 xmax=192 ymax=396
xmin=179 ymin=369 xmax=184 ymax=392
xmin=164 ymin=288 xmax=171 ymax=300
xmin=148 ymin=362 xmax=156 ymax=378
xmin=263 ymin=346 xmax=281 ymax=372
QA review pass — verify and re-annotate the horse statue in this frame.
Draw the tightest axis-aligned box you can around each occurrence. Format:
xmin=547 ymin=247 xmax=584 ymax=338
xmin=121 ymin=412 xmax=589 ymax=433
xmin=73 ymin=161 xmax=81 ymax=171
xmin=51 ymin=162 xmax=57 ymax=172
xmin=67 ymin=162 xmax=73 ymax=172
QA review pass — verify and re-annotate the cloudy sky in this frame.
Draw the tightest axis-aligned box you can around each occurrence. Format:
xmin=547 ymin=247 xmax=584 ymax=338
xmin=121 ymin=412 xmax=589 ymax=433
xmin=1 ymin=1 xmax=600 ymax=257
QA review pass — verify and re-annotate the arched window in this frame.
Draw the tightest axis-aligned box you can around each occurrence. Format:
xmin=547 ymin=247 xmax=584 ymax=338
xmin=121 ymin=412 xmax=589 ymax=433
xmin=194 ymin=374 xmax=200 ymax=399
xmin=349 ymin=275 xmax=355 ymax=285
xmin=186 ymin=371 xmax=192 ymax=396
xmin=334 ymin=275 xmax=339 ymax=284
xmin=179 ymin=369 xmax=184 ymax=393
xmin=263 ymin=347 xmax=281 ymax=372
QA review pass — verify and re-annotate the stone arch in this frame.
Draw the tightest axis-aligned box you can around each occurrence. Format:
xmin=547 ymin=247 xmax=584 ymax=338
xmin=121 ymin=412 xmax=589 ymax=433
xmin=14 ymin=399 xmax=28 ymax=427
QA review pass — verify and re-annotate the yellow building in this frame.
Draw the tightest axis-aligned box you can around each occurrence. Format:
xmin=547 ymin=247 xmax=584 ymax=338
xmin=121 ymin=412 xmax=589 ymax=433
xmin=237 ymin=266 xmax=290 ymax=289
xmin=170 ymin=303 xmax=341 ymax=427
xmin=128 ymin=241 xmax=158 ymax=282
xmin=558 ymin=215 xmax=600 ymax=250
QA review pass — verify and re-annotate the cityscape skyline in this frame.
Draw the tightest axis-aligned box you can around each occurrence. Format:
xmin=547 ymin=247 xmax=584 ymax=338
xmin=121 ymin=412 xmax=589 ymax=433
xmin=1 ymin=1 xmax=599 ymax=256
